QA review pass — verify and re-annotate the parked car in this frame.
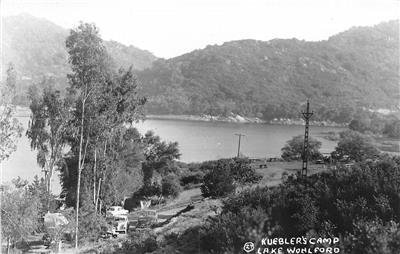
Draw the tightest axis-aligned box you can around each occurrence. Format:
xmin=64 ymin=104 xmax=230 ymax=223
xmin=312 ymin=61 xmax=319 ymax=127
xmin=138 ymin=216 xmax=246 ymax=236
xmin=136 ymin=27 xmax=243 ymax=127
xmin=106 ymin=215 xmax=128 ymax=237
xmin=106 ymin=206 xmax=128 ymax=217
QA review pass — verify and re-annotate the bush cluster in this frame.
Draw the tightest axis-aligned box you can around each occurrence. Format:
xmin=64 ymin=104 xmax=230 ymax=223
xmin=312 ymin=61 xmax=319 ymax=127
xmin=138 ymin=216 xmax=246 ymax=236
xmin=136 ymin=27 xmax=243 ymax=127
xmin=349 ymin=112 xmax=400 ymax=138
xmin=125 ymin=173 xmax=182 ymax=210
xmin=162 ymin=156 xmax=400 ymax=253
xmin=200 ymin=158 xmax=262 ymax=198
xmin=161 ymin=174 xmax=181 ymax=198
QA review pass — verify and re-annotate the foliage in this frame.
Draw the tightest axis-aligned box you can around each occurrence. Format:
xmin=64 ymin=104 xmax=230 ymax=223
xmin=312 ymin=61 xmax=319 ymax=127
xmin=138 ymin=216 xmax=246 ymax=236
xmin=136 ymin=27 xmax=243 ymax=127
xmin=1 ymin=178 xmax=41 ymax=248
xmin=200 ymin=207 xmax=268 ymax=253
xmin=230 ymin=158 xmax=263 ymax=184
xmin=200 ymin=161 xmax=235 ymax=198
xmin=26 ymin=80 xmax=70 ymax=194
xmin=343 ymin=220 xmax=400 ymax=254
xmin=199 ymin=158 xmax=262 ymax=198
xmin=281 ymin=135 xmax=322 ymax=161
xmin=124 ymin=183 xmax=162 ymax=211
xmin=0 ymin=63 xmax=22 ymax=162
xmin=116 ymin=230 xmax=158 ymax=254
xmin=59 ymin=126 xmax=144 ymax=208
xmin=383 ymin=119 xmax=400 ymax=138
xmin=201 ymin=158 xmax=262 ymax=184
xmin=186 ymin=156 xmax=400 ymax=252
xmin=348 ymin=110 xmax=400 ymax=138
xmin=27 ymin=175 xmax=59 ymax=219
xmin=123 ymin=131 xmax=181 ymax=210
xmin=161 ymin=174 xmax=182 ymax=198
xmin=100 ymin=126 xmax=144 ymax=207
xmin=76 ymin=203 xmax=108 ymax=243
xmin=333 ymin=130 xmax=380 ymax=162
xmin=50 ymin=22 xmax=148 ymax=248
xmin=141 ymin=130 xmax=180 ymax=185
xmin=180 ymin=171 xmax=204 ymax=188
xmin=222 ymin=186 xmax=271 ymax=214
xmin=61 ymin=21 xmax=146 ymax=206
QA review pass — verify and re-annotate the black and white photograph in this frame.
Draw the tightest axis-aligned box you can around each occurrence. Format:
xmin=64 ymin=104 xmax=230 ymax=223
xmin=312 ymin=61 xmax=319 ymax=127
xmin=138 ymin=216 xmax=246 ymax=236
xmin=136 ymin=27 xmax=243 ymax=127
xmin=0 ymin=0 xmax=399 ymax=253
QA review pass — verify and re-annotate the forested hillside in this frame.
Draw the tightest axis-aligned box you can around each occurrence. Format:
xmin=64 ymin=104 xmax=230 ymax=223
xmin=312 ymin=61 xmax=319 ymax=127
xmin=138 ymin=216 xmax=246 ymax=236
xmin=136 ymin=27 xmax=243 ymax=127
xmin=2 ymin=14 xmax=399 ymax=123
xmin=137 ymin=20 xmax=399 ymax=122
xmin=2 ymin=14 xmax=157 ymax=104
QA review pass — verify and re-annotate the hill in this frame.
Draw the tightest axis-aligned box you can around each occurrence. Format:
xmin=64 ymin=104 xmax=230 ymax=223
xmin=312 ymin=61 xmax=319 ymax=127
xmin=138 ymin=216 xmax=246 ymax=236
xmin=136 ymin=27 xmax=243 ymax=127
xmin=1 ymin=14 xmax=157 ymax=104
xmin=2 ymin=15 xmax=398 ymax=123
xmin=137 ymin=20 xmax=399 ymax=123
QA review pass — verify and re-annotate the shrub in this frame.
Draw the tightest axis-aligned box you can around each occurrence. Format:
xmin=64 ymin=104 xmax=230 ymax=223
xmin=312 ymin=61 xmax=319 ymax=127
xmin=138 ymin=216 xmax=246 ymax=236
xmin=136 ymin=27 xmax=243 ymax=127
xmin=222 ymin=186 xmax=271 ymax=213
xmin=116 ymin=230 xmax=158 ymax=254
xmin=271 ymin=179 xmax=319 ymax=236
xmin=161 ymin=174 xmax=181 ymax=198
xmin=230 ymin=158 xmax=262 ymax=184
xmin=76 ymin=203 xmax=108 ymax=243
xmin=383 ymin=120 xmax=400 ymax=138
xmin=196 ymin=156 xmax=400 ymax=252
xmin=180 ymin=171 xmax=204 ymax=187
xmin=200 ymin=207 xmax=270 ymax=253
xmin=343 ymin=220 xmax=400 ymax=254
xmin=200 ymin=162 xmax=235 ymax=198
xmin=124 ymin=183 xmax=161 ymax=211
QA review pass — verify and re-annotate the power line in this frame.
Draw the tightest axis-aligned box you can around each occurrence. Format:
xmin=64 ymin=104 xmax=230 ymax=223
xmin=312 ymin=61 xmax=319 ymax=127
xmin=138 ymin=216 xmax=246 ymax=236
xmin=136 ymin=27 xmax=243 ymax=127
xmin=301 ymin=99 xmax=314 ymax=177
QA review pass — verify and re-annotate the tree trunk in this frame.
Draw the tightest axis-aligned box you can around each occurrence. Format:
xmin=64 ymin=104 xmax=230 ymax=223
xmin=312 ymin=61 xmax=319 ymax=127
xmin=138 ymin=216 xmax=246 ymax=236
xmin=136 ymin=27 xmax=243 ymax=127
xmin=75 ymin=98 xmax=86 ymax=250
xmin=95 ymin=178 xmax=102 ymax=213
xmin=58 ymin=240 xmax=62 ymax=253
xmin=47 ymin=160 xmax=54 ymax=212
xmin=95 ymin=140 xmax=107 ymax=213
xmin=6 ymin=237 xmax=10 ymax=254
xmin=93 ymin=149 xmax=97 ymax=206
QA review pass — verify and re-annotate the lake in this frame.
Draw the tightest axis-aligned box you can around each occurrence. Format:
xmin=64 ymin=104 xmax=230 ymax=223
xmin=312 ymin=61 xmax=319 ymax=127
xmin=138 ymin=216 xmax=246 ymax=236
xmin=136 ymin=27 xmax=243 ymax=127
xmin=1 ymin=117 xmax=343 ymax=194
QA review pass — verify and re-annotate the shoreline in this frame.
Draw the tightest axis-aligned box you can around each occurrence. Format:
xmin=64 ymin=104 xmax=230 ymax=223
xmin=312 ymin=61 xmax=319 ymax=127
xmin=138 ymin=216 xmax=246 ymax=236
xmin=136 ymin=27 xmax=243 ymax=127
xmin=14 ymin=106 xmax=346 ymax=127
xmin=146 ymin=114 xmax=347 ymax=127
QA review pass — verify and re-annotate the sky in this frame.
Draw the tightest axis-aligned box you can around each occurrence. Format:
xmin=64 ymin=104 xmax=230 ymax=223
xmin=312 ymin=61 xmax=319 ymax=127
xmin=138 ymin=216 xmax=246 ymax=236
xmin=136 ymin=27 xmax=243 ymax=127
xmin=1 ymin=0 xmax=399 ymax=58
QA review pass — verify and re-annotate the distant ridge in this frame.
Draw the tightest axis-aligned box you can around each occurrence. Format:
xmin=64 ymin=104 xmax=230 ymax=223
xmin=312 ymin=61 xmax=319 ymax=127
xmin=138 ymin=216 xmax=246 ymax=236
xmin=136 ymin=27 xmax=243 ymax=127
xmin=137 ymin=20 xmax=399 ymax=122
xmin=2 ymin=14 xmax=398 ymax=123
xmin=2 ymin=13 xmax=157 ymax=104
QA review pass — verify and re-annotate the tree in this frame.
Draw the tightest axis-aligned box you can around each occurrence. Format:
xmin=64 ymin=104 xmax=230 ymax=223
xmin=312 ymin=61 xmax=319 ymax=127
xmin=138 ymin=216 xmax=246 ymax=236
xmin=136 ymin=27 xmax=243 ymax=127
xmin=65 ymin=22 xmax=110 ymax=249
xmin=141 ymin=131 xmax=180 ymax=186
xmin=0 ymin=63 xmax=22 ymax=162
xmin=349 ymin=118 xmax=371 ymax=133
xmin=27 ymin=175 xmax=58 ymax=220
xmin=26 ymin=81 xmax=70 ymax=201
xmin=281 ymin=135 xmax=322 ymax=161
xmin=1 ymin=178 xmax=41 ymax=253
xmin=64 ymin=23 xmax=146 ymax=247
xmin=99 ymin=126 xmax=144 ymax=207
xmin=333 ymin=130 xmax=379 ymax=162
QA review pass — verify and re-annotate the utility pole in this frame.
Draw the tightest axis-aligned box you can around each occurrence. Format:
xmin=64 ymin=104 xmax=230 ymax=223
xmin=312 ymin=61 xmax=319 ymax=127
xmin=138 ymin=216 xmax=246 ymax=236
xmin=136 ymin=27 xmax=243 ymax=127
xmin=235 ymin=133 xmax=245 ymax=158
xmin=301 ymin=99 xmax=313 ymax=177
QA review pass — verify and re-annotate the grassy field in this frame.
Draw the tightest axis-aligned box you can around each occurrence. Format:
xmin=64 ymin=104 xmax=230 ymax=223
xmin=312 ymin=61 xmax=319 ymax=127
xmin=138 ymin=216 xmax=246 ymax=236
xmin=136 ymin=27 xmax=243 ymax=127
xmin=374 ymin=136 xmax=400 ymax=154
xmin=256 ymin=161 xmax=328 ymax=186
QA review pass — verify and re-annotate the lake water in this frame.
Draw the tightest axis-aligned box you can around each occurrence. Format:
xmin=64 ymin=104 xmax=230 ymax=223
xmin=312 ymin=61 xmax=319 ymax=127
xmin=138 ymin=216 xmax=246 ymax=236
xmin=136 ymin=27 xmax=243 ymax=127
xmin=1 ymin=117 xmax=343 ymax=194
